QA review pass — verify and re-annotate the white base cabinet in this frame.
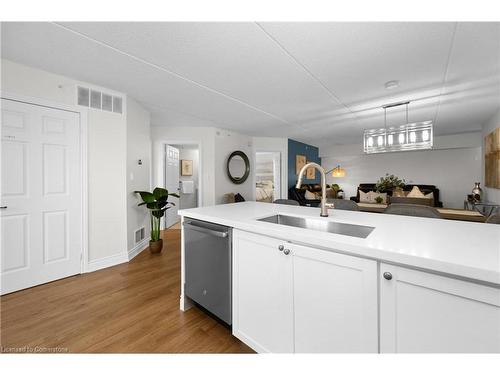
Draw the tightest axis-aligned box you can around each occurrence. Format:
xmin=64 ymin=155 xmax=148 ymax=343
xmin=232 ymin=230 xmax=294 ymax=353
xmin=231 ymin=230 xmax=500 ymax=353
xmin=232 ymin=230 xmax=378 ymax=353
xmin=293 ymin=244 xmax=378 ymax=352
xmin=380 ymin=263 xmax=500 ymax=353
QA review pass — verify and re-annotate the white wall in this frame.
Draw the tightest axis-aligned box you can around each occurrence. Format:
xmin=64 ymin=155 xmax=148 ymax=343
xmin=214 ymin=128 xmax=255 ymax=204
xmin=253 ymin=137 xmax=288 ymax=200
xmin=1 ymin=59 xmax=129 ymax=266
xmin=178 ymin=147 xmax=199 ymax=209
xmin=126 ymin=97 xmax=151 ymax=254
xmin=482 ymin=109 xmax=500 ymax=205
xmin=321 ymin=132 xmax=482 ymax=208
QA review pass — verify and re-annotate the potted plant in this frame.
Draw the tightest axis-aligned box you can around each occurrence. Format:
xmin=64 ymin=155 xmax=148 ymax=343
xmin=374 ymin=173 xmax=406 ymax=193
xmin=135 ymin=187 xmax=179 ymax=254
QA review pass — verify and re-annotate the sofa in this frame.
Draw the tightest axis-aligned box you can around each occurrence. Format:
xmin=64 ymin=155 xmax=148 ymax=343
xmin=288 ymin=184 xmax=338 ymax=207
xmin=350 ymin=183 xmax=443 ymax=207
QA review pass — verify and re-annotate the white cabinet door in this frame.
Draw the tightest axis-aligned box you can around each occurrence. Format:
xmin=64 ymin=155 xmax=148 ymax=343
xmin=232 ymin=230 xmax=294 ymax=353
xmin=292 ymin=244 xmax=378 ymax=353
xmin=1 ymin=99 xmax=82 ymax=294
xmin=380 ymin=263 xmax=500 ymax=353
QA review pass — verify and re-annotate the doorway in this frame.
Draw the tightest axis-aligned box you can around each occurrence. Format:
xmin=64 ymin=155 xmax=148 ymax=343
xmin=1 ymin=98 xmax=83 ymax=294
xmin=164 ymin=143 xmax=199 ymax=228
xmin=255 ymin=152 xmax=281 ymax=203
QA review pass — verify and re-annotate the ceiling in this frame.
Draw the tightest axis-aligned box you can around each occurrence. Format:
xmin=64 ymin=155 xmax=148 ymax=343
xmin=1 ymin=22 xmax=499 ymax=147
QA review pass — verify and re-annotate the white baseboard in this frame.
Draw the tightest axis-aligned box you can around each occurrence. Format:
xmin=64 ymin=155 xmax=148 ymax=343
xmin=128 ymin=237 xmax=150 ymax=261
xmin=86 ymin=252 xmax=129 ymax=273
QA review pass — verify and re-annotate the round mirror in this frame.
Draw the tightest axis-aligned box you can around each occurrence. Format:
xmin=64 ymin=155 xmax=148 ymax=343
xmin=227 ymin=151 xmax=250 ymax=184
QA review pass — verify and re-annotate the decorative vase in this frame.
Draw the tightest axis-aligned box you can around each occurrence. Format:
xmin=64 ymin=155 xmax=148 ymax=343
xmin=471 ymin=182 xmax=483 ymax=202
xmin=149 ymin=239 xmax=163 ymax=254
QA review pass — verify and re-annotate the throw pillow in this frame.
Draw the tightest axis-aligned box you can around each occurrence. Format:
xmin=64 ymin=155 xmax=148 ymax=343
xmin=407 ymin=186 xmax=426 ymax=198
xmin=373 ymin=192 xmax=388 ymax=204
xmin=222 ymin=193 xmax=235 ymax=204
xmin=234 ymin=193 xmax=245 ymax=202
xmin=304 ymin=190 xmax=316 ymax=200
xmin=359 ymin=190 xmax=383 ymax=203
xmin=359 ymin=190 xmax=371 ymax=203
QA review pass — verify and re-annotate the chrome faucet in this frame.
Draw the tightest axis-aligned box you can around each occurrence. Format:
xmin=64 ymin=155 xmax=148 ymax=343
xmin=296 ymin=162 xmax=329 ymax=217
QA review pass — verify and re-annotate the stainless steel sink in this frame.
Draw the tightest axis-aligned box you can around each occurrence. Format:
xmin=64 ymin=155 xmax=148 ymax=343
xmin=257 ymin=214 xmax=375 ymax=239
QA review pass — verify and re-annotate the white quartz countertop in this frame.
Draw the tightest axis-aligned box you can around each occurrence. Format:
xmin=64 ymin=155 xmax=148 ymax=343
xmin=179 ymin=202 xmax=500 ymax=285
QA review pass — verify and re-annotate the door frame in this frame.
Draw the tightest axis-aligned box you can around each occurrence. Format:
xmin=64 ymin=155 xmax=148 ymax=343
xmin=0 ymin=90 xmax=89 ymax=275
xmin=253 ymin=150 xmax=283 ymax=201
xmin=157 ymin=140 xmax=202 ymax=229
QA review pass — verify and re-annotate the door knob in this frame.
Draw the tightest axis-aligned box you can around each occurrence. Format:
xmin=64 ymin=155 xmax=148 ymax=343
xmin=283 ymin=249 xmax=290 ymax=255
xmin=278 ymin=245 xmax=284 ymax=251
xmin=383 ymin=272 xmax=393 ymax=280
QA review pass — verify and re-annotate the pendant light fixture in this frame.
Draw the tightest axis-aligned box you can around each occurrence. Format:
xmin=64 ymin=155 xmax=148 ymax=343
xmin=363 ymin=101 xmax=433 ymax=154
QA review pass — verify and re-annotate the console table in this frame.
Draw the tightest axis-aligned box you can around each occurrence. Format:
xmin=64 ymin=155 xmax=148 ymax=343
xmin=463 ymin=200 xmax=499 ymax=217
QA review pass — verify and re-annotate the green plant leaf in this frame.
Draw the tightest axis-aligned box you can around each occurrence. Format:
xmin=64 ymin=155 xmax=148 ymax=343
xmin=153 ymin=187 xmax=169 ymax=200
xmin=146 ymin=202 xmax=160 ymax=209
xmin=135 ymin=191 xmax=155 ymax=204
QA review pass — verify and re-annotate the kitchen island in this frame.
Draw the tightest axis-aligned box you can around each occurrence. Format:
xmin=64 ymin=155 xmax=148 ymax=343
xmin=179 ymin=202 xmax=500 ymax=353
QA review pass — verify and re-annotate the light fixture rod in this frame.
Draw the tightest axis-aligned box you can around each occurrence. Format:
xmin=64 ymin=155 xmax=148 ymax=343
xmin=382 ymin=101 xmax=410 ymax=109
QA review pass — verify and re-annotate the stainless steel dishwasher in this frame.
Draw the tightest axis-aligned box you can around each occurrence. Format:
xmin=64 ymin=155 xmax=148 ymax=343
xmin=184 ymin=218 xmax=232 ymax=325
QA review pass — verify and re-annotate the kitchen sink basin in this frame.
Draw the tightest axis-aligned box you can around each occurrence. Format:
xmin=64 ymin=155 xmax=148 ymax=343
xmin=257 ymin=214 xmax=375 ymax=239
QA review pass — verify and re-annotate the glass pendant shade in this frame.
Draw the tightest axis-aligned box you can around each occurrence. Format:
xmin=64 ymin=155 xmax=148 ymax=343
xmin=364 ymin=121 xmax=433 ymax=154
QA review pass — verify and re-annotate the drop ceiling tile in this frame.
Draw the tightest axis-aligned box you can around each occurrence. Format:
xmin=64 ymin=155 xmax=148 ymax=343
xmin=2 ymin=22 xmax=294 ymax=132
xmin=446 ymin=22 xmax=500 ymax=83
xmin=259 ymin=22 xmax=456 ymax=105
xmin=2 ymin=22 xmax=498 ymax=144
xmin=57 ymin=22 xmax=344 ymax=125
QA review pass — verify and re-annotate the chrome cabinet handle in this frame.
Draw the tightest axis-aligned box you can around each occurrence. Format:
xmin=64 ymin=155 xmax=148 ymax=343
xmin=383 ymin=272 xmax=393 ymax=280
xmin=283 ymin=249 xmax=290 ymax=255
xmin=278 ymin=245 xmax=284 ymax=251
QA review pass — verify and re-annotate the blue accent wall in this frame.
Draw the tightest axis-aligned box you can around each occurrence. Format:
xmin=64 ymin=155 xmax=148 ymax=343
xmin=288 ymin=139 xmax=321 ymax=194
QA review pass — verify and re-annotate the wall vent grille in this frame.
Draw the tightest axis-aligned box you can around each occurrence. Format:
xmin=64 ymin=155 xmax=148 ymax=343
xmin=135 ymin=227 xmax=146 ymax=244
xmin=77 ymin=86 xmax=123 ymax=114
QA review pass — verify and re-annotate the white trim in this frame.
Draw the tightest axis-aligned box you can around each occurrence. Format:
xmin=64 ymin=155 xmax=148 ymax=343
xmin=128 ymin=236 xmax=151 ymax=261
xmin=159 ymin=140 xmax=202 ymax=229
xmin=86 ymin=252 xmax=129 ymax=273
xmin=0 ymin=90 xmax=90 ymax=275
xmin=254 ymin=150 xmax=283 ymax=201
xmin=179 ymin=215 xmax=194 ymax=311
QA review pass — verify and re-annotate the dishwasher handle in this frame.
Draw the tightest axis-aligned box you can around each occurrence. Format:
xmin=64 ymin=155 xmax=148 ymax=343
xmin=184 ymin=221 xmax=229 ymax=238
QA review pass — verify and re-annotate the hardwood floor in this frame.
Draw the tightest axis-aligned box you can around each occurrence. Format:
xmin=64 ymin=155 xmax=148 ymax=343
xmin=0 ymin=229 xmax=253 ymax=353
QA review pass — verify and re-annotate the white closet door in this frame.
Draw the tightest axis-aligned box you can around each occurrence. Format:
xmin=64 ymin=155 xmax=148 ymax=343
xmin=1 ymin=99 xmax=82 ymax=294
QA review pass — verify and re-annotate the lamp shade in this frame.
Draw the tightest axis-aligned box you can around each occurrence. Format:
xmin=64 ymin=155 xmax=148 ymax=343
xmin=331 ymin=165 xmax=346 ymax=178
